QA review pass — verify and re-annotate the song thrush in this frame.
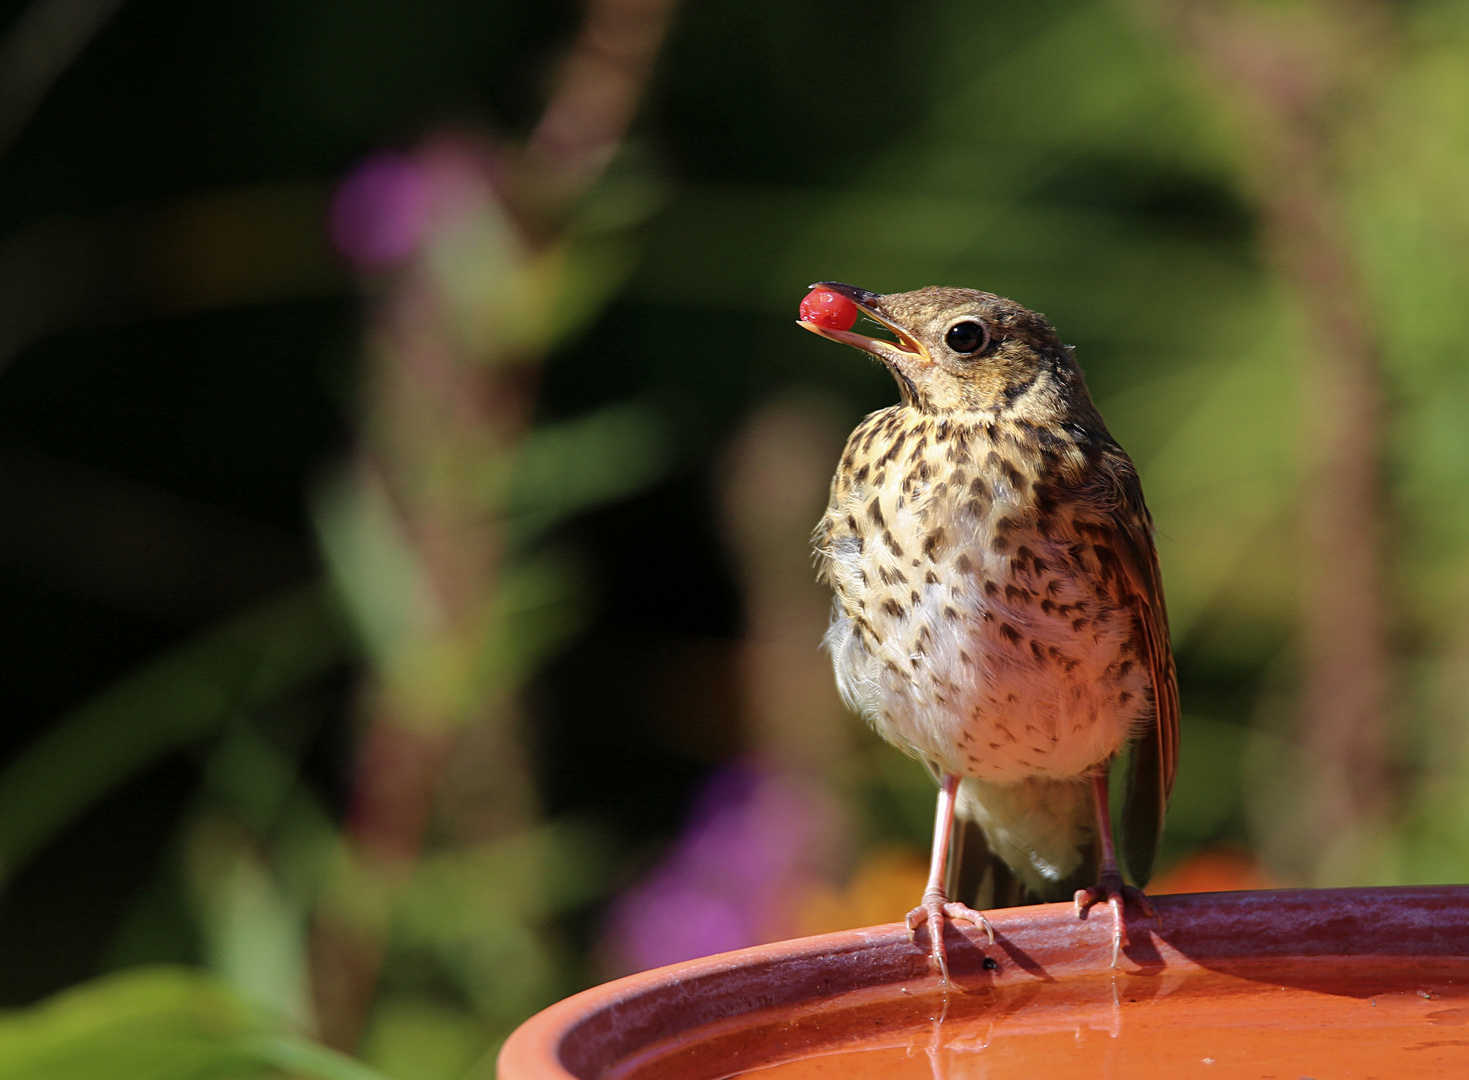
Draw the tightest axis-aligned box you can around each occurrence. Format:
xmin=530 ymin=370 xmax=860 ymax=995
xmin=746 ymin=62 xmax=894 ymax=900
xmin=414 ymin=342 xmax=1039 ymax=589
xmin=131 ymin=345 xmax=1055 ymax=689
xmin=802 ymin=283 xmax=1178 ymax=975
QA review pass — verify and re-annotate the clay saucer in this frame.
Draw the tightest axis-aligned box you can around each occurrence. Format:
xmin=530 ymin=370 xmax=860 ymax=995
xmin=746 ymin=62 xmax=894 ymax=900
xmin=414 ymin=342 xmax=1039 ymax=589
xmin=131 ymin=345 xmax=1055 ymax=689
xmin=499 ymin=886 xmax=1469 ymax=1079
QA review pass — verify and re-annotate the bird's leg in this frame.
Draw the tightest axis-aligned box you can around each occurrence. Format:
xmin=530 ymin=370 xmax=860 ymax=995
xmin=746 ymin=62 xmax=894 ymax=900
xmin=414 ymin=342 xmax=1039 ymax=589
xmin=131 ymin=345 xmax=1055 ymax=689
xmin=906 ymin=772 xmax=993 ymax=982
xmin=1074 ymin=771 xmax=1156 ymax=967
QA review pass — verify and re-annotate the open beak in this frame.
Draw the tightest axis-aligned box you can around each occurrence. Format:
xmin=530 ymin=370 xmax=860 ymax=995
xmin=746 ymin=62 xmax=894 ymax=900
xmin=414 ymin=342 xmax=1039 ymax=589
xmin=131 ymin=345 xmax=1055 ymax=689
xmin=798 ymin=282 xmax=931 ymax=366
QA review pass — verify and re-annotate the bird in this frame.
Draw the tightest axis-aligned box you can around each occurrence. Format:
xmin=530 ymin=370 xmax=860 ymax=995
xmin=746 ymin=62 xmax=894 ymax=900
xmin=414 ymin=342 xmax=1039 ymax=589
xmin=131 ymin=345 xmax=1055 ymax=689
xmin=801 ymin=282 xmax=1178 ymax=977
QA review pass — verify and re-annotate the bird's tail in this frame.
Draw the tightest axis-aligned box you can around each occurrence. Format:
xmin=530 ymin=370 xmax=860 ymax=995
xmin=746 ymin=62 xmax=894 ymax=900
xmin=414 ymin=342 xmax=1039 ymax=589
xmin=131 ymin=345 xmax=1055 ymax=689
xmin=948 ymin=817 xmax=1030 ymax=909
xmin=948 ymin=777 xmax=1100 ymax=907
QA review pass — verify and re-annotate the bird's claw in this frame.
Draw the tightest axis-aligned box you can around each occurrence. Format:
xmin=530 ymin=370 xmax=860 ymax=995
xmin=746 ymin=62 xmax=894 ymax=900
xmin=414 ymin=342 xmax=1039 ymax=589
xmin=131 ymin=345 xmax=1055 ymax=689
xmin=1074 ymin=873 xmax=1155 ymax=967
xmin=907 ymin=893 xmax=994 ymax=983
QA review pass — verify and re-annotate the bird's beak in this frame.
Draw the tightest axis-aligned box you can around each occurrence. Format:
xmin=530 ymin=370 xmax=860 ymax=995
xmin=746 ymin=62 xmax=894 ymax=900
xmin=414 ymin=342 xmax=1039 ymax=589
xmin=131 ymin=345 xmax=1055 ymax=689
xmin=798 ymin=282 xmax=932 ymax=366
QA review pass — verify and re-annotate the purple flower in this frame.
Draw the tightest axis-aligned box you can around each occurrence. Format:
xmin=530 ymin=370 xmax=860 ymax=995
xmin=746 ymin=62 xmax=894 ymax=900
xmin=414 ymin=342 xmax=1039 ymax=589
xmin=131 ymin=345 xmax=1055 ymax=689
xmin=328 ymin=151 xmax=431 ymax=270
xmin=601 ymin=762 xmax=845 ymax=973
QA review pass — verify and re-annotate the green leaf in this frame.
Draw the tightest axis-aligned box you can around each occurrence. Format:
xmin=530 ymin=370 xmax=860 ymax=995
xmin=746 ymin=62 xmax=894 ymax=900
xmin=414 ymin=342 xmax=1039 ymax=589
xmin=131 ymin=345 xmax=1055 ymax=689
xmin=245 ymin=1034 xmax=394 ymax=1080
xmin=0 ymin=967 xmax=254 ymax=1080
xmin=312 ymin=472 xmax=432 ymax=668
xmin=0 ymin=967 xmax=394 ymax=1080
xmin=508 ymin=399 xmax=672 ymax=543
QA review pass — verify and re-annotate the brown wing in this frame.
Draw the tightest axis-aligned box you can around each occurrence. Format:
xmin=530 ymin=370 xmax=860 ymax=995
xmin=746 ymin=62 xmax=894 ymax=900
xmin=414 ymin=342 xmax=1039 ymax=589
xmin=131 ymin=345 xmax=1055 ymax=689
xmin=1091 ymin=448 xmax=1179 ymax=886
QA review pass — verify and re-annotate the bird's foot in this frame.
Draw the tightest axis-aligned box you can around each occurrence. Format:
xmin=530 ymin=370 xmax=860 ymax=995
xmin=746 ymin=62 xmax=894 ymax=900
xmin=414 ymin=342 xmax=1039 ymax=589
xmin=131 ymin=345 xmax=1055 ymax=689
xmin=1074 ymin=871 xmax=1155 ymax=968
xmin=906 ymin=892 xmax=994 ymax=983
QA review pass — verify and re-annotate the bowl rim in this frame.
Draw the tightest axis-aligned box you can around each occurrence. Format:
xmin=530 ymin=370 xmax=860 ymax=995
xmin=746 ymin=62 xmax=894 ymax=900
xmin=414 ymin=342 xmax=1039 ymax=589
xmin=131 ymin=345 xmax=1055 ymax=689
xmin=498 ymin=884 xmax=1469 ymax=1080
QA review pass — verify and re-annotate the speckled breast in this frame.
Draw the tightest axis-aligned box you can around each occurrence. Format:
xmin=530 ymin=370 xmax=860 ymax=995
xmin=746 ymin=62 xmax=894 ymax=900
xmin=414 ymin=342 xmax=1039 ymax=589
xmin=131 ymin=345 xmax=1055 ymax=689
xmin=815 ymin=407 xmax=1151 ymax=784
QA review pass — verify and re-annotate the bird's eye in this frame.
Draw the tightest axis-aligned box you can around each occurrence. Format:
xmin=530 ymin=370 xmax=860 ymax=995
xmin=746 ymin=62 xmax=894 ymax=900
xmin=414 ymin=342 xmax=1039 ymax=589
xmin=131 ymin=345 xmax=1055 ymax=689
xmin=945 ymin=320 xmax=989 ymax=355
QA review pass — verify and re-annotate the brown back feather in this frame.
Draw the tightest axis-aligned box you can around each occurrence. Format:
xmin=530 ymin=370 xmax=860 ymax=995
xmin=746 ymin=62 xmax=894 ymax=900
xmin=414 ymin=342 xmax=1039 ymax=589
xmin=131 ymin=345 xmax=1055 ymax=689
xmin=1093 ymin=448 xmax=1179 ymax=885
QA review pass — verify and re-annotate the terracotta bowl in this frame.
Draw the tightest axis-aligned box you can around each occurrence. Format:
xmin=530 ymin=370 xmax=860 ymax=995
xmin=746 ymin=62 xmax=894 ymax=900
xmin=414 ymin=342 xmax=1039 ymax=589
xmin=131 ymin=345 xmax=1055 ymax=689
xmin=498 ymin=886 xmax=1469 ymax=1079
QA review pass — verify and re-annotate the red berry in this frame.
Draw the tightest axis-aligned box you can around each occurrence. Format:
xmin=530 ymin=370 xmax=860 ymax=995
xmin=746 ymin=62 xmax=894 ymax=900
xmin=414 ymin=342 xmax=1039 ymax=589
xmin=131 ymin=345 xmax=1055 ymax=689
xmin=799 ymin=288 xmax=859 ymax=331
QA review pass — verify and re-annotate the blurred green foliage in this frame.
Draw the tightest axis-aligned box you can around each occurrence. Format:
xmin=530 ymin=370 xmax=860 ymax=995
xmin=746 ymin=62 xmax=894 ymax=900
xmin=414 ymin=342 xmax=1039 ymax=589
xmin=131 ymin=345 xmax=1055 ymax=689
xmin=0 ymin=966 xmax=384 ymax=1080
xmin=0 ymin=0 xmax=1467 ymax=1076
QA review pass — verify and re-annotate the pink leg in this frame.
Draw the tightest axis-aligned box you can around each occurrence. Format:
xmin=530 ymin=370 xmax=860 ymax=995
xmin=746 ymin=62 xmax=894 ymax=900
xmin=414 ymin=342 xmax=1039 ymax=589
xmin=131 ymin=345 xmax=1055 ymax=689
xmin=906 ymin=773 xmax=993 ymax=982
xmin=1073 ymin=772 xmax=1156 ymax=967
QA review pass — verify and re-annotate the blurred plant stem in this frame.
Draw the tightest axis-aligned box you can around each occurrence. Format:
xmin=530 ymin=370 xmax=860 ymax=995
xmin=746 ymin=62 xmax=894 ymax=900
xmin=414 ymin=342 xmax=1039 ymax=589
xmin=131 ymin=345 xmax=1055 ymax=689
xmin=1157 ymin=0 xmax=1394 ymax=873
xmin=310 ymin=0 xmax=679 ymax=1053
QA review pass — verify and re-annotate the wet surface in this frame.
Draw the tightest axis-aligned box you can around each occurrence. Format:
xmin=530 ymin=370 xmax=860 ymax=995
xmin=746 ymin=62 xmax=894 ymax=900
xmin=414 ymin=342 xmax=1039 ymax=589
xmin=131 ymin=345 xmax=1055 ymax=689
xmin=500 ymin=889 xmax=1469 ymax=1080
xmin=611 ymin=959 xmax=1469 ymax=1080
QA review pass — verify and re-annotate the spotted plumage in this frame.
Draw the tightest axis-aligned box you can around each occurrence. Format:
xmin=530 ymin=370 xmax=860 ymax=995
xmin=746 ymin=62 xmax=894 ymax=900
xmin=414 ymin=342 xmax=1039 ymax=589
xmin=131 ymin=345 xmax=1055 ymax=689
xmin=802 ymin=283 xmax=1179 ymax=974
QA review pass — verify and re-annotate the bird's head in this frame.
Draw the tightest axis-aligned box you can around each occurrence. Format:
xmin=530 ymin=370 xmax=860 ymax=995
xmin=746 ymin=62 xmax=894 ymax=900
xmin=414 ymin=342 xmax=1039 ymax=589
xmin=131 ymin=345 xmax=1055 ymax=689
xmin=799 ymin=282 xmax=1089 ymax=418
